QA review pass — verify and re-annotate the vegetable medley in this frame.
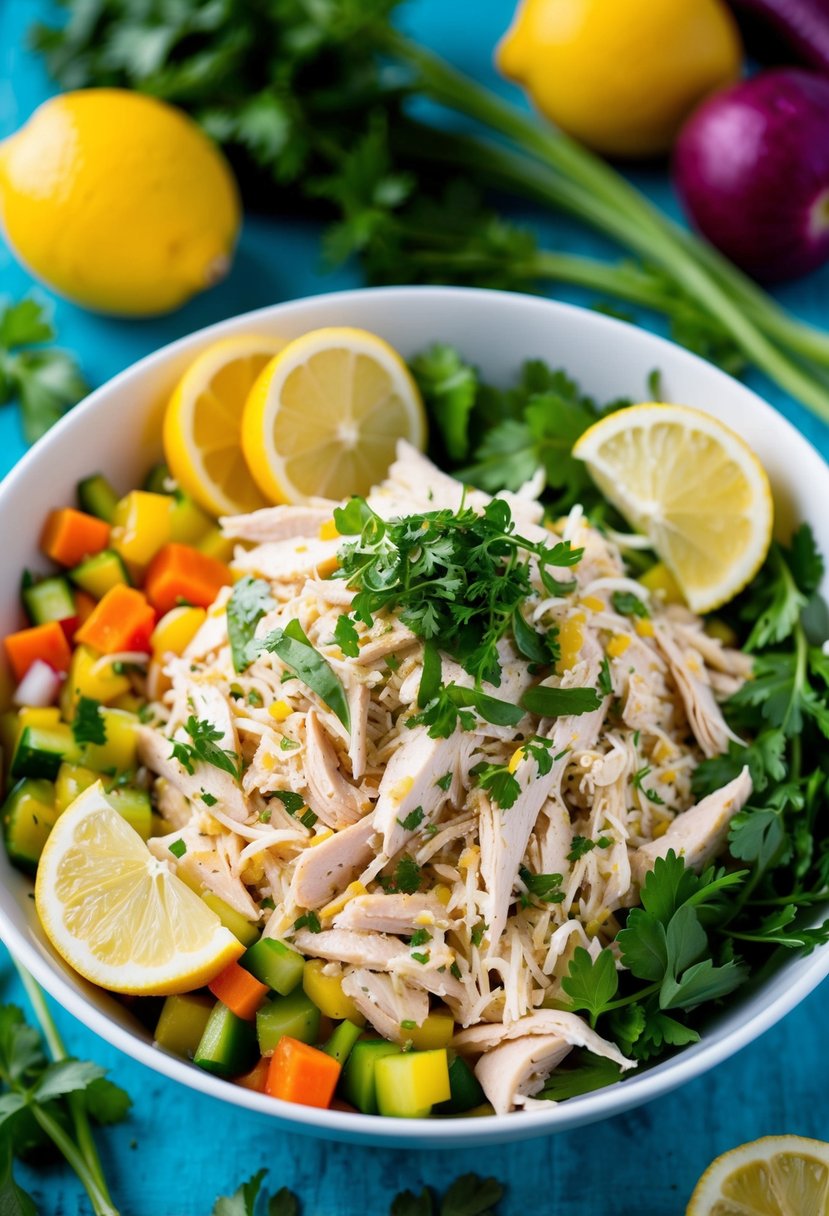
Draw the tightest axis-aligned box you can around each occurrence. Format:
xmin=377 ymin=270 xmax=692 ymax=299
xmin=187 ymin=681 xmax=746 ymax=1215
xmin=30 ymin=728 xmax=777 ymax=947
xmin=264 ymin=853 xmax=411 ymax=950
xmin=4 ymin=337 xmax=829 ymax=1123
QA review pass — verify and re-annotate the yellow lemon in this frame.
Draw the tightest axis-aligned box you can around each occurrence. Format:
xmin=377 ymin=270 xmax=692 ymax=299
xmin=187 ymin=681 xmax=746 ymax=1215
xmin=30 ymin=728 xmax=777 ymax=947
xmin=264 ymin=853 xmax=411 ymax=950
xmin=686 ymin=1136 xmax=829 ymax=1215
xmin=163 ymin=334 xmax=287 ymax=516
xmin=497 ymin=0 xmax=742 ymax=158
xmin=241 ymin=327 xmax=426 ymax=504
xmin=35 ymin=783 xmax=243 ymax=995
xmin=0 ymin=89 xmax=240 ymax=315
xmin=572 ymin=403 xmax=773 ymax=613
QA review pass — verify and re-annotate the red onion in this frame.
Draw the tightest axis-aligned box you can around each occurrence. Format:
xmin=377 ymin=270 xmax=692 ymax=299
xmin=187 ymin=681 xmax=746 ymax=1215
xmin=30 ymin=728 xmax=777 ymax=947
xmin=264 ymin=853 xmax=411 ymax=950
xmin=728 ymin=0 xmax=829 ymax=74
xmin=674 ymin=69 xmax=829 ymax=282
xmin=13 ymin=659 xmax=62 ymax=708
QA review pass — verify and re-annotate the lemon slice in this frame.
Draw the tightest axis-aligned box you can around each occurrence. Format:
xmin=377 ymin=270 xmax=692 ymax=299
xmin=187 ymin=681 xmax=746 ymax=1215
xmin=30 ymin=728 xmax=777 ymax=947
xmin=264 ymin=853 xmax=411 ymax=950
xmin=163 ymin=334 xmax=286 ymax=516
xmin=687 ymin=1136 xmax=829 ymax=1215
xmin=35 ymin=784 xmax=243 ymax=995
xmin=241 ymin=326 xmax=427 ymax=504
xmin=572 ymin=403 xmax=773 ymax=613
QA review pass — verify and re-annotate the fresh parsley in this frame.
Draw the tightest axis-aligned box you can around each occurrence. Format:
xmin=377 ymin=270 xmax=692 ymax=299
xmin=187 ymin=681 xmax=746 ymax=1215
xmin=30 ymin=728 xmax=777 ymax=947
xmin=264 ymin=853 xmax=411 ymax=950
xmin=271 ymin=791 xmax=306 ymax=817
xmin=397 ymin=806 xmax=425 ymax=831
xmin=0 ymin=297 xmax=87 ymax=443
xmin=226 ymin=576 xmax=274 ymax=672
xmin=170 ymin=716 xmax=241 ymax=779
xmin=292 ymin=912 xmax=321 ymax=934
xmin=168 ymin=839 xmax=186 ymax=859
xmin=611 ymin=591 xmax=649 ymax=619
xmin=379 ymin=856 xmax=422 ymax=895
xmin=518 ymin=867 xmax=564 ymax=905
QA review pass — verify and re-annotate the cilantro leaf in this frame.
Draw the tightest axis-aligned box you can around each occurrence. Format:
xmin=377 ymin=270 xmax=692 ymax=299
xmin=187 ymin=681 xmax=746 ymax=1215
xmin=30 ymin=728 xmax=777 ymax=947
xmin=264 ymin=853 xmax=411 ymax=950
xmin=71 ymin=697 xmax=107 ymax=747
xmin=0 ymin=298 xmax=87 ymax=444
xmin=262 ymin=619 xmax=350 ymax=729
xmin=380 ymin=856 xmax=422 ymax=895
xmin=474 ymin=762 xmax=521 ymax=810
xmin=170 ymin=715 xmax=241 ymax=779
xmin=0 ymin=1132 xmax=37 ymax=1216
xmin=397 ymin=806 xmax=424 ymax=831
xmin=519 ymin=867 xmax=564 ymax=903
xmin=334 ymin=613 xmax=360 ymax=658
xmin=34 ymin=1059 xmax=103 ymax=1104
xmin=561 ymin=947 xmax=618 ymax=1027
xmin=611 ymin=590 xmax=649 ymax=618
xmin=660 ymin=957 xmax=747 ymax=1011
xmin=410 ymin=345 xmax=478 ymax=462
xmin=227 ymin=577 xmax=274 ymax=672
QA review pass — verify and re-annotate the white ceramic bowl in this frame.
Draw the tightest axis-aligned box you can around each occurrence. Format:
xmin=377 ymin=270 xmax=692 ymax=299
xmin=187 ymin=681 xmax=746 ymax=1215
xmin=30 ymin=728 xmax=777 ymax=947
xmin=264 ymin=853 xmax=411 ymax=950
xmin=2 ymin=286 xmax=828 ymax=1148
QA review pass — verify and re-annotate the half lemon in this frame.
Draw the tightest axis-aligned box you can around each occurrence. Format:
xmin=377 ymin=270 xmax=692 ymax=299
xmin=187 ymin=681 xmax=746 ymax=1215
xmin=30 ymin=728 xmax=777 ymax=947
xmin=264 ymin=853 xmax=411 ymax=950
xmin=687 ymin=1135 xmax=829 ymax=1215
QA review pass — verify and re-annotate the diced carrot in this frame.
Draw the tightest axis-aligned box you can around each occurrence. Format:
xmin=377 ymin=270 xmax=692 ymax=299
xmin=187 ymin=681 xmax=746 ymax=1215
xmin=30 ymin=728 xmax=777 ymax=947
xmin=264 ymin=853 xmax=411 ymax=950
xmin=5 ymin=620 xmax=72 ymax=682
xmin=265 ymin=1036 xmax=341 ymax=1109
xmin=41 ymin=508 xmax=110 ymax=567
xmin=75 ymin=585 xmax=156 ymax=655
xmin=208 ymin=960 xmax=269 ymax=1021
xmin=144 ymin=543 xmax=232 ymax=616
xmin=236 ymin=1057 xmax=270 ymax=1094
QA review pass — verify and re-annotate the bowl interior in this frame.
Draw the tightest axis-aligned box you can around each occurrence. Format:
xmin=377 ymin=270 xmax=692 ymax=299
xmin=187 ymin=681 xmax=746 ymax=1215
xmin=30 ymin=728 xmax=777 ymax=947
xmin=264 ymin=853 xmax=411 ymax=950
xmin=2 ymin=285 xmax=828 ymax=1147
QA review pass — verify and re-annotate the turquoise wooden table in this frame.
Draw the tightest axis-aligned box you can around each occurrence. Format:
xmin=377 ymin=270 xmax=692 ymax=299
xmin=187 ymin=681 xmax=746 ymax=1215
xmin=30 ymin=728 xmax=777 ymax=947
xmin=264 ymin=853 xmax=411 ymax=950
xmin=3 ymin=2 xmax=829 ymax=1212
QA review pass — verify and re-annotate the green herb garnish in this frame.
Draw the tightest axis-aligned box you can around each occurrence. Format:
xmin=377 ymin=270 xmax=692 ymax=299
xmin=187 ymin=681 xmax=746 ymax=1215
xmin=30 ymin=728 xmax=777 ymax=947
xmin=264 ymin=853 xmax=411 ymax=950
xmin=261 ymin=619 xmax=350 ymax=729
xmin=170 ymin=716 xmax=241 ymax=779
xmin=226 ymin=576 xmax=274 ymax=673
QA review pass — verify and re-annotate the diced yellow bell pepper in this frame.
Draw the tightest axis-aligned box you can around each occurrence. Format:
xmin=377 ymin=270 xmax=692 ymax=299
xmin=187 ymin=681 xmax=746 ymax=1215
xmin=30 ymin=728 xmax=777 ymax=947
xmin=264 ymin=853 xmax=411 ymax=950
xmin=170 ymin=495 xmax=214 ymax=546
xmin=14 ymin=707 xmax=61 ymax=743
xmin=303 ymin=959 xmax=366 ymax=1024
xmin=403 ymin=1009 xmax=455 ymax=1051
xmin=318 ymin=519 xmax=339 ymax=541
xmin=154 ymin=993 xmax=214 ymax=1059
xmin=151 ymin=606 xmax=207 ymax=657
xmin=375 ymin=1048 xmax=451 ymax=1117
xmin=197 ymin=526 xmax=235 ymax=565
xmin=201 ymin=892 xmax=260 ymax=947
xmin=54 ymin=761 xmax=99 ymax=814
xmin=639 ymin=562 xmax=683 ymax=605
xmin=110 ymin=491 xmax=174 ymax=569
xmin=61 ymin=645 xmax=131 ymax=718
xmin=82 ymin=708 xmax=139 ymax=773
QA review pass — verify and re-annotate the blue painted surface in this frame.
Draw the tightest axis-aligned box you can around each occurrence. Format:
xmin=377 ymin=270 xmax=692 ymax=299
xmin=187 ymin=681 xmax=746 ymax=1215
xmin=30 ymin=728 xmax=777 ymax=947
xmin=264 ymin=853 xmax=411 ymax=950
xmin=2 ymin=1 xmax=829 ymax=1212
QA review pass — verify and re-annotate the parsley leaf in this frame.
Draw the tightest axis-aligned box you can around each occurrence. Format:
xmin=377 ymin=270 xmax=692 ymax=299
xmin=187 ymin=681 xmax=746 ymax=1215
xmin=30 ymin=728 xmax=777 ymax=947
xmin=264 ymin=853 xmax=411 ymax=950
xmin=441 ymin=1174 xmax=504 ymax=1216
xmin=380 ymin=856 xmax=422 ymax=895
xmin=397 ymin=806 xmax=425 ymax=831
xmin=293 ymin=912 xmax=321 ymax=934
xmin=410 ymin=345 xmax=478 ymax=462
xmin=71 ymin=697 xmax=107 ymax=747
xmin=334 ymin=613 xmax=360 ymax=658
xmin=518 ymin=867 xmax=564 ymax=904
xmin=0 ymin=297 xmax=87 ymax=444
xmin=227 ymin=577 xmax=274 ymax=672
xmin=611 ymin=591 xmax=649 ymax=618
xmin=272 ymin=791 xmax=306 ymax=817
xmin=261 ymin=619 xmax=350 ymax=729
xmin=561 ymin=947 xmax=618 ymax=1027
xmin=539 ymin=1051 xmax=622 ymax=1101
xmin=170 ymin=715 xmax=241 ymax=779
xmin=473 ymin=762 xmax=521 ymax=810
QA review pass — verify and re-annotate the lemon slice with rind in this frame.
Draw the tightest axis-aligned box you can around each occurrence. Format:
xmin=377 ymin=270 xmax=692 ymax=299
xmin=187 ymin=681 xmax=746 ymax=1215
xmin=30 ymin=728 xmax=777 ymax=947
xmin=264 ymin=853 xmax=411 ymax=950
xmin=163 ymin=334 xmax=286 ymax=516
xmin=35 ymin=784 xmax=243 ymax=995
xmin=572 ymin=403 xmax=773 ymax=613
xmin=240 ymin=326 xmax=426 ymax=504
xmin=686 ymin=1135 xmax=829 ymax=1215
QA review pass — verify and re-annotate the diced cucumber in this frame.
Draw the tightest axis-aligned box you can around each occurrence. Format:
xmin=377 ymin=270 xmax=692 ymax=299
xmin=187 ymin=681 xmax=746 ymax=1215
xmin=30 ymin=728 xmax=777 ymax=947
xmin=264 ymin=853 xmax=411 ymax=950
xmin=197 ymin=527 xmax=234 ymax=565
xmin=69 ymin=551 xmax=130 ymax=600
xmin=2 ymin=778 xmax=58 ymax=873
xmin=201 ymin=893 xmax=260 ymax=947
xmin=143 ymin=464 xmax=173 ymax=495
xmin=256 ymin=990 xmax=320 ymax=1055
xmin=193 ymin=1002 xmax=257 ymax=1077
xmin=11 ymin=725 xmax=80 ymax=781
xmin=322 ymin=1020 xmax=362 ymax=1066
xmin=241 ymin=936 xmax=305 ymax=996
xmin=340 ymin=1040 xmax=402 ymax=1115
xmin=435 ymin=1053 xmax=486 ymax=1114
xmin=77 ymin=475 xmax=119 ymax=524
xmin=375 ymin=1048 xmax=450 ymax=1118
xmin=22 ymin=576 xmax=76 ymax=627
xmin=106 ymin=785 xmax=152 ymax=839
xmin=154 ymin=993 xmax=214 ymax=1059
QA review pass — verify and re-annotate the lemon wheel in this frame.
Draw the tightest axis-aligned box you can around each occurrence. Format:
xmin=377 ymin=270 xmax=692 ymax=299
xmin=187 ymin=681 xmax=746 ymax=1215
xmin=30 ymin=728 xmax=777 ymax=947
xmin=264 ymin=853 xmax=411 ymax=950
xmin=241 ymin=326 xmax=426 ymax=504
xmin=572 ymin=403 xmax=773 ymax=613
xmin=163 ymin=334 xmax=286 ymax=516
xmin=687 ymin=1136 xmax=829 ymax=1215
xmin=35 ymin=784 xmax=243 ymax=995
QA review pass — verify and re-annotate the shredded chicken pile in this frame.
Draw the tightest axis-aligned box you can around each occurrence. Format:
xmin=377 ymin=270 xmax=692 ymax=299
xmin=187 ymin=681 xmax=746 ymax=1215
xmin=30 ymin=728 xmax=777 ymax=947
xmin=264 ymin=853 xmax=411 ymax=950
xmin=140 ymin=443 xmax=753 ymax=1114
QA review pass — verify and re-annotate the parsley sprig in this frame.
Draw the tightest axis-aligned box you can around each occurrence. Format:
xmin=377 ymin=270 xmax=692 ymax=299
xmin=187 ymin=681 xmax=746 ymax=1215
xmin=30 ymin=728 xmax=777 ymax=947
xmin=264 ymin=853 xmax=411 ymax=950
xmin=170 ymin=716 xmax=241 ymax=780
xmin=212 ymin=1170 xmax=505 ymax=1216
xmin=0 ymin=297 xmax=87 ymax=444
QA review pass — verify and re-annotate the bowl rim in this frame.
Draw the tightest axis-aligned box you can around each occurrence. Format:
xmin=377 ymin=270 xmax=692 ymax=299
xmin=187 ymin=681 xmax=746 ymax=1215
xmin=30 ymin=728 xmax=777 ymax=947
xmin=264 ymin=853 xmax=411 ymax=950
xmin=3 ymin=283 xmax=829 ymax=1146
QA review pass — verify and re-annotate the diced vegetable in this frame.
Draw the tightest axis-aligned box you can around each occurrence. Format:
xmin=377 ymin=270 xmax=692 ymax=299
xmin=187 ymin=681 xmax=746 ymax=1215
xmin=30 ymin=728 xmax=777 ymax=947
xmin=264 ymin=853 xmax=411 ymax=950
xmin=193 ymin=1002 xmax=258 ymax=1077
xmin=110 ymin=490 xmax=174 ymax=568
xmin=150 ymin=606 xmax=206 ymax=658
xmin=322 ymin=1020 xmax=363 ymax=1066
xmin=374 ymin=1048 xmax=451 ymax=1118
xmin=170 ymin=494 xmax=214 ymax=545
xmin=12 ymin=660 xmax=62 ymax=709
xmin=40 ymin=508 xmax=110 ymax=567
xmin=144 ymin=543 xmax=232 ymax=615
xmin=75 ymin=585 xmax=155 ymax=655
xmin=340 ymin=1039 xmax=402 ymax=1115
xmin=436 ymin=1053 xmax=486 ymax=1114
xmin=106 ymin=785 xmax=152 ymax=839
xmin=200 ymin=893 xmax=260 ymax=947
xmin=2 ymin=777 xmax=57 ymax=872
xmin=11 ymin=724 xmax=79 ymax=781
xmin=81 ymin=708 xmax=139 ymax=773
xmin=208 ymin=959 xmax=270 ymax=1020
xmin=5 ymin=620 xmax=72 ymax=682
xmin=72 ymin=590 xmax=96 ymax=630
xmin=154 ymin=993 xmax=214 ymax=1059
xmin=235 ymin=1056 xmax=270 ymax=1093
xmin=197 ymin=526 xmax=235 ymax=564
xmin=77 ymin=474 xmax=120 ymax=524
xmin=256 ymin=990 xmax=320 ymax=1054
xmin=54 ymin=762 xmax=98 ymax=814
xmin=60 ymin=646 xmax=131 ymax=716
xmin=22 ymin=576 xmax=76 ymax=628
xmin=265 ymin=1036 xmax=341 ymax=1108
xmin=241 ymin=936 xmax=305 ymax=996
xmin=302 ymin=959 xmax=365 ymax=1024
xmin=402 ymin=1008 xmax=455 ymax=1052
xmin=69 ymin=551 xmax=130 ymax=600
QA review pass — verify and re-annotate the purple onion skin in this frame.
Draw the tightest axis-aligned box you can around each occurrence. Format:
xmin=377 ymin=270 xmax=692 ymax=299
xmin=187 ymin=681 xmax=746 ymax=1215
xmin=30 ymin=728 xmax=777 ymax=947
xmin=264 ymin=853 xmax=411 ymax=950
xmin=729 ymin=0 xmax=829 ymax=74
xmin=674 ymin=69 xmax=829 ymax=283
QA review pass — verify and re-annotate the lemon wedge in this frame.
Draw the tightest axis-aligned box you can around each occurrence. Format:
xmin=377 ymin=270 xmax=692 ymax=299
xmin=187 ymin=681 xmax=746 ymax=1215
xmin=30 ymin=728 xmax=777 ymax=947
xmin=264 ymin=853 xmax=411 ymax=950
xmin=35 ymin=783 xmax=243 ymax=995
xmin=572 ymin=403 xmax=773 ymax=613
xmin=240 ymin=326 xmax=426 ymax=504
xmin=163 ymin=334 xmax=286 ymax=516
xmin=686 ymin=1136 xmax=829 ymax=1215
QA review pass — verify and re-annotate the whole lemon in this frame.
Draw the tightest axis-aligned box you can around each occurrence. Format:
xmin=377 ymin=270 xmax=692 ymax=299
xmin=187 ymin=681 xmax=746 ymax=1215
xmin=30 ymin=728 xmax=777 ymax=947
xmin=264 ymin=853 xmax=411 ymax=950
xmin=0 ymin=89 xmax=241 ymax=315
xmin=497 ymin=0 xmax=743 ymax=158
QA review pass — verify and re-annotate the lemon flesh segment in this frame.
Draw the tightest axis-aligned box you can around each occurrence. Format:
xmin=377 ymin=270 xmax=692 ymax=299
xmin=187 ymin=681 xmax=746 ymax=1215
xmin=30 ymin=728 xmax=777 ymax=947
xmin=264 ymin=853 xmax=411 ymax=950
xmin=163 ymin=334 xmax=286 ymax=516
xmin=241 ymin=327 xmax=427 ymax=505
xmin=572 ymin=403 xmax=773 ymax=613
xmin=35 ymin=784 xmax=243 ymax=995
xmin=687 ymin=1136 xmax=829 ymax=1216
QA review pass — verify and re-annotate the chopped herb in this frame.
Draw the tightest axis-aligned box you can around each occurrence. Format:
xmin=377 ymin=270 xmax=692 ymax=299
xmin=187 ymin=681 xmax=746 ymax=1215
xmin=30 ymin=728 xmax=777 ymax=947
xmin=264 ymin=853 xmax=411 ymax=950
xmin=409 ymin=681 xmax=523 ymax=739
xmin=423 ymin=823 xmax=439 ymax=839
xmin=227 ymin=576 xmax=275 ymax=672
xmin=598 ymin=657 xmax=613 ymax=697
xmin=300 ymin=809 xmax=318 ymax=830
xmin=333 ymin=613 xmax=360 ymax=657
xmin=450 ymin=961 xmax=462 ymax=980
xmin=259 ymin=808 xmax=272 ymax=823
xmin=520 ymin=685 xmax=603 ymax=718
xmin=379 ymin=856 xmax=422 ymax=895
xmin=247 ymin=689 xmax=263 ymax=706
xmin=470 ymin=922 xmax=487 ymax=947
xmin=280 ymin=737 xmax=300 ymax=751
xmin=519 ymin=866 xmax=565 ymax=904
xmin=435 ymin=771 xmax=453 ymax=791
xmin=611 ymin=590 xmax=649 ymax=619
xmin=400 ymin=1019 xmax=417 ymax=1031
xmin=169 ymin=715 xmax=241 ymax=779
xmin=473 ymin=761 xmax=521 ymax=810
xmin=200 ymin=790 xmax=218 ymax=807
xmin=385 ymin=653 xmax=400 ymax=672
xmin=272 ymin=791 xmax=306 ymax=816
xmin=261 ymin=619 xmax=350 ymax=729
xmin=397 ymin=806 xmax=425 ymax=831
xmin=72 ymin=697 xmax=107 ymax=747
xmin=260 ymin=897 xmax=275 ymax=910
xmin=410 ymin=928 xmax=432 ymax=947
xmin=411 ymin=952 xmax=430 ymax=965
xmin=632 ymin=765 xmax=666 ymax=806
xmin=137 ymin=703 xmax=154 ymax=724
xmin=293 ymin=911 xmax=321 ymax=934
xmin=633 ymin=729 xmax=641 ymax=748
xmin=168 ymin=839 xmax=186 ymax=859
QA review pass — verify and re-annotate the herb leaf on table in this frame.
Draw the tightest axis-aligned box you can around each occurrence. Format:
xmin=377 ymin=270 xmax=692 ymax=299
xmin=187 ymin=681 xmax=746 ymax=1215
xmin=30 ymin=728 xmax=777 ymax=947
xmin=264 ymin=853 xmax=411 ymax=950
xmin=0 ymin=297 xmax=87 ymax=444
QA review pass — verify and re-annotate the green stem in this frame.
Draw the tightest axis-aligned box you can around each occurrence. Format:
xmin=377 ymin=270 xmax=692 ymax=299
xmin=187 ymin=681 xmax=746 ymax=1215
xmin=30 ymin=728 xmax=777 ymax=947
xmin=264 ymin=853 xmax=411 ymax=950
xmin=30 ymin=1104 xmax=118 ymax=1216
xmin=602 ymin=981 xmax=661 ymax=1013
xmin=12 ymin=962 xmax=118 ymax=1215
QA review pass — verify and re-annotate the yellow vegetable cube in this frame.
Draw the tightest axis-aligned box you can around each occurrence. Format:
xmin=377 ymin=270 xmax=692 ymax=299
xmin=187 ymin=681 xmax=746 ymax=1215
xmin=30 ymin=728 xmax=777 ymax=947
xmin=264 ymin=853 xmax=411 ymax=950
xmin=111 ymin=491 xmax=174 ymax=568
xmin=54 ymin=762 xmax=99 ymax=814
xmin=82 ymin=708 xmax=139 ymax=773
xmin=303 ymin=959 xmax=366 ymax=1024
xmin=404 ymin=1009 xmax=455 ymax=1051
xmin=197 ymin=526 xmax=235 ymax=565
xmin=375 ymin=1048 xmax=451 ymax=1117
xmin=61 ymin=645 xmax=131 ymax=717
xmin=170 ymin=495 xmax=213 ymax=546
xmin=201 ymin=892 xmax=260 ymax=947
xmin=151 ymin=606 xmax=207 ymax=658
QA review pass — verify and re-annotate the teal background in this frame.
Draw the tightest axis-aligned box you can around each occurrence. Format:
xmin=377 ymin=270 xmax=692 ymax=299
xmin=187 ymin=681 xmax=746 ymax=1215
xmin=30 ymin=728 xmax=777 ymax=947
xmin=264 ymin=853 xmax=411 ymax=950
xmin=2 ymin=1 xmax=829 ymax=1212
